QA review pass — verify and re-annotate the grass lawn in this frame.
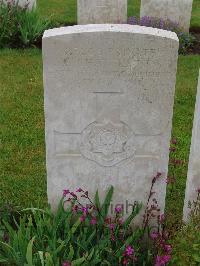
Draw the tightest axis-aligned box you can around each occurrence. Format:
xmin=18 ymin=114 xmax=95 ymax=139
xmin=0 ymin=49 xmax=200 ymax=222
xmin=37 ymin=0 xmax=200 ymax=28
xmin=0 ymin=49 xmax=46 ymax=208
xmin=166 ymin=55 xmax=200 ymax=228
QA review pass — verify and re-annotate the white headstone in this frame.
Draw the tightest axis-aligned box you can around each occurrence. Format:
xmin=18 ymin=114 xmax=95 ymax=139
xmin=43 ymin=25 xmax=179 ymax=222
xmin=4 ymin=0 xmax=36 ymax=9
xmin=140 ymin=0 xmax=193 ymax=32
xmin=183 ymin=70 xmax=200 ymax=222
xmin=77 ymin=0 xmax=127 ymax=24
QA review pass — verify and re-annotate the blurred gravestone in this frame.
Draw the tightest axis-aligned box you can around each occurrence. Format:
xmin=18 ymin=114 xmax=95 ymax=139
xmin=77 ymin=0 xmax=127 ymax=24
xmin=183 ymin=70 xmax=200 ymax=222
xmin=140 ymin=0 xmax=193 ymax=32
xmin=43 ymin=24 xmax=179 ymax=223
xmin=4 ymin=0 xmax=36 ymax=9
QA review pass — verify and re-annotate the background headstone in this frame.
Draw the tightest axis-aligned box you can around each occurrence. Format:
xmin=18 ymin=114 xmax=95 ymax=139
xmin=140 ymin=0 xmax=193 ymax=32
xmin=77 ymin=0 xmax=127 ymax=24
xmin=183 ymin=69 xmax=200 ymax=222
xmin=43 ymin=25 xmax=179 ymax=222
xmin=4 ymin=0 xmax=36 ymax=9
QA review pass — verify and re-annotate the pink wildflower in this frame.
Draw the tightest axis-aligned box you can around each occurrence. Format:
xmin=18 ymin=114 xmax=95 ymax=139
xmin=62 ymin=262 xmax=71 ymax=266
xmin=164 ymin=245 xmax=172 ymax=253
xmin=171 ymin=137 xmax=177 ymax=145
xmin=118 ymin=218 xmax=124 ymax=225
xmin=110 ymin=234 xmax=115 ymax=241
xmin=72 ymin=205 xmax=78 ymax=213
xmin=80 ymin=215 xmax=85 ymax=222
xmin=90 ymin=217 xmax=97 ymax=225
xmin=159 ymin=214 xmax=165 ymax=223
xmin=63 ymin=189 xmax=70 ymax=197
xmin=155 ymin=255 xmax=171 ymax=266
xmin=81 ymin=207 xmax=88 ymax=215
xmin=169 ymin=147 xmax=176 ymax=152
xmin=115 ymin=206 xmax=123 ymax=214
xmin=109 ymin=223 xmax=115 ymax=230
xmin=150 ymin=231 xmax=159 ymax=240
xmin=126 ymin=245 xmax=134 ymax=256
xmin=104 ymin=217 xmax=112 ymax=224
xmin=76 ymin=188 xmax=83 ymax=192
xmin=123 ymin=258 xmax=129 ymax=265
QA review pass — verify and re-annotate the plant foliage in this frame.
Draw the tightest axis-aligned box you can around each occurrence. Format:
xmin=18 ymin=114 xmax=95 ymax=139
xmin=0 ymin=181 xmax=172 ymax=265
xmin=128 ymin=16 xmax=196 ymax=55
xmin=0 ymin=0 xmax=50 ymax=48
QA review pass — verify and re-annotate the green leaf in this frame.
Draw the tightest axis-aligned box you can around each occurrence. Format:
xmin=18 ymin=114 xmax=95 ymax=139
xmin=44 ymin=252 xmax=54 ymax=266
xmin=124 ymin=202 xmax=142 ymax=229
xmin=25 ymin=236 xmax=35 ymax=266
xmin=72 ymin=256 xmax=86 ymax=265
xmin=71 ymin=218 xmax=81 ymax=234
xmin=86 ymin=248 xmax=94 ymax=261
xmin=95 ymin=190 xmax=101 ymax=211
xmin=0 ymin=256 xmax=8 ymax=263
xmin=68 ymin=244 xmax=74 ymax=260
xmin=193 ymin=254 xmax=200 ymax=263
xmin=101 ymin=186 xmax=114 ymax=218
xmin=38 ymin=251 xmax=44 ymax=266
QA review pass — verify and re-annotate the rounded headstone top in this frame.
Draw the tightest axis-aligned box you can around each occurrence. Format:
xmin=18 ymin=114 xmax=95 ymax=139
xmin=43 ymin=24 xmax=179 ymax=42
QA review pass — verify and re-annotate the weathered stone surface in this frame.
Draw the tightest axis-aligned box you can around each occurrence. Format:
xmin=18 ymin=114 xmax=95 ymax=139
xmin=4 ymin=0 xmax=36 ymax=9
xmin=140 ymin=0 xmax=193 ymax=32
xmin=77 ymin=0 xmax=127 ymax=24
xmin=183 ymin=70 xmax=200 ymax=222
xmin=43 ymin=25 xmax=179 ymax=222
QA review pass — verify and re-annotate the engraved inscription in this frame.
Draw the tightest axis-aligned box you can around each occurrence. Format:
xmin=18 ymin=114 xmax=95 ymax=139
xmin=80 ymin=120 xmax=135 ymax=167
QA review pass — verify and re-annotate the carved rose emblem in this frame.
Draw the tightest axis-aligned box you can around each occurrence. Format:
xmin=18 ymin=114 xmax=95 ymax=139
xmin=80 ymin=121 xmax=135 ymax=167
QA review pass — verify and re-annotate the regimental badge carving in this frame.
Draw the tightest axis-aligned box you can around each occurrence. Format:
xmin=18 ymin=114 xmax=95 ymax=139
xmin=80 ymin=121 xmax=135 ymax=167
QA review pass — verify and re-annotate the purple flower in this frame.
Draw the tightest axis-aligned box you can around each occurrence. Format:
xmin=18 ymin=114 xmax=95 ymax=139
xmin=123 ymin=258 xmax=129 ymax=265
xmin=127 ymin=16 xmax=138 ymax=25
xmin=115 ymin=206 xmax=123 ymax=214
xmin=109 ymin=223 xmax=115 ymax=230
xmin=126 ymin=245 xmax=134 ymax=256
xmin=62 ymin=262 xmax=71 ymax=266
xmin=150 ymin=231 xmax=159 ymax=240
xmin=169 ymin=147 xmax=176 ymax=152
xmin=155 ymin=255 xmax=171 ymax=266
xmin=159 ymin=214 xmax=165 ymax=223
xmin=140 ymin=16 xmax=151 ymax=26
xmin=90 ymin=217 xmax=97 ymax=225
xmin=118 ymin=218 xmax=124 ymax=225
xmin=76 ymin=188 xmax=83 ymax=192
xmin=171 ymin=137 xmax=177 ymax=145
xmin=164 ymin=244 xmax=172 ymax=253
xmin=72 ymin=205 xmax=78 ymax=213
xmin=159 ymin=19 xmax=165 ymax=29
xmin=63 ymin=189 xmax=70 ymax=197
xmin=197 ymin=187 xmax=200 ymax=194
xmin=81 ymin=207 xmax=88 ymax=215
xmin=80 ymin=215 xmax=85 ymax=222
xmin=110 ymin=234 xmax=115 ymax=241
